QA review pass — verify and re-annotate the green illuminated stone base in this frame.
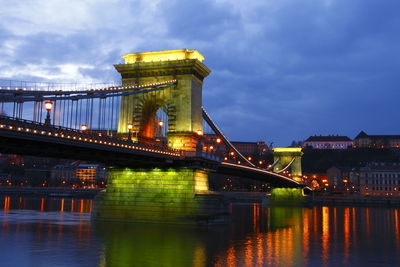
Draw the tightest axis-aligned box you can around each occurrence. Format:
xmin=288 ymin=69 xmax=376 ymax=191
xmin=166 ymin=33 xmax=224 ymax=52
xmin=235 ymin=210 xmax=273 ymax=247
xmin=93 ymin=168 xmax=229 ymax=224
xmin=268 ymin=188 xmax=305 ymax=206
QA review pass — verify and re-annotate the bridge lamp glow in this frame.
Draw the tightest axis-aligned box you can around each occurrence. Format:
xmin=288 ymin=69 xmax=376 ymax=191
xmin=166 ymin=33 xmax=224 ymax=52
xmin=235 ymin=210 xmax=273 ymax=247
xmin=216 ymin=138 xmax=221 ymax=143
xmin=127 ymin=123 xmax=133 ymax=142
xmin=44 ymin=101 xmax=53 ymax=125
xmin=196 ymin=129 xmax=203 ymax=136
xmin=81 ymin=124 xmax=88 ymax=131
xmin=44 ymin=101 xmax=53 ymax=111
xmin=158 ymin=121 xmax=164 ymax=127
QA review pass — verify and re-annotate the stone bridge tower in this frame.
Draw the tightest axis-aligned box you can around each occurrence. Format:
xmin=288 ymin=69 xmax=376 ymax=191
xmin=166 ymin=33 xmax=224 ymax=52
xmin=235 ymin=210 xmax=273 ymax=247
xmin=273 ymin=147 xmax=303 ymax=181
xmin=115 ymin=49 xmax=210 ymax=151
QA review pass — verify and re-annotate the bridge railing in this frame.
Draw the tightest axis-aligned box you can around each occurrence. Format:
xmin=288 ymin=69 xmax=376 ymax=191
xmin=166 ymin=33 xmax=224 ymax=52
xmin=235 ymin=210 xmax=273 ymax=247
xmin=0 ymin=115 xmax=181 ymax=156
xmin=183 ymin=151 xmax=220 ymax=162
xmin=0 ymin=79 xmax=120 ymax=91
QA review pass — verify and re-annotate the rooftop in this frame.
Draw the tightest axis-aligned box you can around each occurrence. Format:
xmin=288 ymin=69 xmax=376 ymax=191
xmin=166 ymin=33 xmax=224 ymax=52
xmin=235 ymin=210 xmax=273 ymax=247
xmin=122 ymin=49 xmax=205 ymax=64
xmin=304 ymin=135 xmax=352 ymax=142
xmin=355 ymin=131 xmax=400 ymax=139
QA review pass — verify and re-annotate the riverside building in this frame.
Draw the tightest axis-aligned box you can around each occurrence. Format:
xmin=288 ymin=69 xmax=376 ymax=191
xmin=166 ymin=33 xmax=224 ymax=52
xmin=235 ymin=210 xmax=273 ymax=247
xmin=302 ymin=135 xmax=353 ymax=149
xmin=359 ymin=162 xmax=400 ymax=196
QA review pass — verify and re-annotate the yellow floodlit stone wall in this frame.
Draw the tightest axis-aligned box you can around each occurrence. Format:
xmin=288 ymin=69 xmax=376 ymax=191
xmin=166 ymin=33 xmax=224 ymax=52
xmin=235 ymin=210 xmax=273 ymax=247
xmin=122 ymin=49 xmax=205 ymax=64
xmin=273 ymin=147 xmax=303 ymax=180
xmin=114 ymin=49 xmax=210 ymax=150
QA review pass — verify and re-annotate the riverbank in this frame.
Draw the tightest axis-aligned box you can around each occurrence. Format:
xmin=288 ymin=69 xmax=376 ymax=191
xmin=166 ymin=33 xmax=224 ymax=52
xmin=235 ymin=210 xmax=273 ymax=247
xmin=2 ymin=187 xmax=400 ymax=207
xmin=308 ymin=194 xmax=400 ymax=206
xmin=0 ymin=186 xmax=103 ymax=198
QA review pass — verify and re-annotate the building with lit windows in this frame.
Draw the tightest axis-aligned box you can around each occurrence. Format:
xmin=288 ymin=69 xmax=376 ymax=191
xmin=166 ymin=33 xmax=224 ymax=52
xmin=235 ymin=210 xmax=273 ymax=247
xmin=51 ymin=163 xmax=78 ymax=185
xmin=302 ymin=173 xmax=329 ymax=190
xmin=302 ymin=135 xmax=353 ymax=149
xmin=354 ymin=131 xmax=400 ymax=148
xmin=359 ymin=162 xmax=400 ymax=196
xmin=51 ymin=162 xmax=108 ymax=187
xmin=326 ymin=166 xmax=360 ymax=193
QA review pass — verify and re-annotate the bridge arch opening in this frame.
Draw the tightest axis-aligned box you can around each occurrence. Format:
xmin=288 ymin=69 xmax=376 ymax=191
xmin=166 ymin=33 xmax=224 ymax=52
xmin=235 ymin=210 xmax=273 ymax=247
xmin=155 ymin=108 xmax=168 ymax=138
xmin=138 ymin=101 xmax=172 ymax=145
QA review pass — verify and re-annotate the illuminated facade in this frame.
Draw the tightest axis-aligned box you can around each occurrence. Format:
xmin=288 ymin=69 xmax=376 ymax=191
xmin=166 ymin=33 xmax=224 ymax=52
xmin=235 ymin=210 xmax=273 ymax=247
xmin=302 ymin=135 xmax=353 ymax=149
xmin=326 ymin=166 xmax=360 ymax=192
xmin=51 ymin=162 xmax=108 ymax=186
xmin=273 ymin=148 xmax=303 ymax=181
xmin=115 ymin=49 xmax=210 ymax=151
xmin=359 ymin=163 xmax=400 ymax=196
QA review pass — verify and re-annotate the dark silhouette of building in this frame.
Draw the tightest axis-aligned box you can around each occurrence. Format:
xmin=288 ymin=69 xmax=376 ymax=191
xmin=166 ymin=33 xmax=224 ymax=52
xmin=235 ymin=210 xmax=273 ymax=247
xmin=354 ymin=131 xmax=400 ymax=148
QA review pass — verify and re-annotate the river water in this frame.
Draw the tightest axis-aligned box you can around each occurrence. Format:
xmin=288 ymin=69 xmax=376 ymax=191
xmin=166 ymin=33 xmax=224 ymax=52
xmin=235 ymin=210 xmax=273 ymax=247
xmin=0 ymin=196 xmax=399 ymax=267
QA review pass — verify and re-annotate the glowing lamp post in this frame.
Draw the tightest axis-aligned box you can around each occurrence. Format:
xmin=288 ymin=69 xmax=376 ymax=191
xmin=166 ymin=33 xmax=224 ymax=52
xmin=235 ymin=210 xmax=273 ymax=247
xmin=196 ymin=129 xmax=203 ymax=136
xmin=44 ymin=101 xmax=53 ymax=125
xmin=127 ymin=123 xmax=133 ymax=142
xmin=158 ymin=121 xmax=164 ymax=127
xmin=81 ymin=124 xmax=88 ymax=131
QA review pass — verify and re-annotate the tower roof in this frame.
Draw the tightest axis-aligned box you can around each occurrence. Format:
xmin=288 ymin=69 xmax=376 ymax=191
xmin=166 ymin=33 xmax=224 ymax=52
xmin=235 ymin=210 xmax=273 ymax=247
xmin=122 ymin=49 xmax=205 ymax=64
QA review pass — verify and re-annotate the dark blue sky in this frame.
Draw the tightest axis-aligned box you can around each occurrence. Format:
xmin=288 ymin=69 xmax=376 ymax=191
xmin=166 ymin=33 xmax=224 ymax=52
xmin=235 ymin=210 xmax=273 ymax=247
xmin=1 ymin=0 xmax=400 ymax=146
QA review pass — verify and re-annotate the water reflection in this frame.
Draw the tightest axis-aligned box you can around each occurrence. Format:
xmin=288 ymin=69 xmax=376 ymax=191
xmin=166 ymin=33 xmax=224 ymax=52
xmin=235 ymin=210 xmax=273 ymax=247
xmin=1 ymin=196 xmax=400 ymax=266
xmin=1 ymin=196 xmax=93 ymax=214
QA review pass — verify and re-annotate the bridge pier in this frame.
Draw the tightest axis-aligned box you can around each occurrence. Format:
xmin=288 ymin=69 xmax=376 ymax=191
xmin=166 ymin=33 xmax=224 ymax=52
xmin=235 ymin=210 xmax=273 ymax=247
xmin=94 ymin=167 xmax=228 ymax=224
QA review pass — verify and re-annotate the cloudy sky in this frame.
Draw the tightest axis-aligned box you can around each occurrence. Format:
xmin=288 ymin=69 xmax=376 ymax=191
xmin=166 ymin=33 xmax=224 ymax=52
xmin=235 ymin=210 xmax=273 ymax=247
xmin=1 ymin=0 xmax=399 ymax=146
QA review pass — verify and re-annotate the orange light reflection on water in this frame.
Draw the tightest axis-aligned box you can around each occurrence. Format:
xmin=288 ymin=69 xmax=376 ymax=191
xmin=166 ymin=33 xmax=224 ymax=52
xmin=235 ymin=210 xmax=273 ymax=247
xmin=244 ymin=239 xmax=253 ymax=267
xmin=3 ymin=196 xmax=10 ymax=213
xmin=60 ymin=198 xmax=64 ymax=212
xmin=322 ymin=206 xmax=330 ymax=266
xmin=40 ymin=198 xmax=45 ymax=212
xmin=365 ymin=208 xmax=370 ymax=238
xmin=226 ymin=246 xmax=236 ymax=267
xmin=302 ymin=209 xmax=310 ymax=265
xmin=352 ymin=207 xmax=357 ymax=244
xmin=395 ymin=209 xmax=399 ymax=250
xmin=71 ymin=199 xmax=74 ymax=212
xmin=343 ymin=207 xmax=350 ymax=265
xmin=256 ymin=236 xmax=263 ymax=266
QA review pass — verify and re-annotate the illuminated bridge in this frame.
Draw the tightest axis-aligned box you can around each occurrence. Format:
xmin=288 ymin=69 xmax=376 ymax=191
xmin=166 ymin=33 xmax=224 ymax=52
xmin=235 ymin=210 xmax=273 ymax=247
xmin=0 ymin=49 xmax=304 ymax=223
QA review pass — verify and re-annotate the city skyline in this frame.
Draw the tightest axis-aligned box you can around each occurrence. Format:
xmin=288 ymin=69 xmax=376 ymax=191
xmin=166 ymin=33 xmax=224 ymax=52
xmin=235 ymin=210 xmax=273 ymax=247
xmin=1 ymin=0 xmax=399 ymax=146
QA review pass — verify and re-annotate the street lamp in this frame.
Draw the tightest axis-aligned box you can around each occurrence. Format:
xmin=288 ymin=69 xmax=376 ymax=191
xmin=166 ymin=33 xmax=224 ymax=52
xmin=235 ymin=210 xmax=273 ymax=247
xmin=196 ymin=129 xmax=203 ymax=136
xmin=158 ymin=121 xmax=164 ymax=127
xmin=127 ymin=123 xmax=133 ymax=142
xmin=44 ymin=101 xmax=53 ymax=125
xmin=81 ymin=124 xmax=88 ymax=131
